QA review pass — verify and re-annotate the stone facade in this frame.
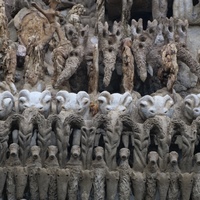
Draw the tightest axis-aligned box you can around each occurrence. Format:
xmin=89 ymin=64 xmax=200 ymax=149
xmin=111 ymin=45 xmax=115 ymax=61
xmin=1 ymin=0 xmax=200 ymax=199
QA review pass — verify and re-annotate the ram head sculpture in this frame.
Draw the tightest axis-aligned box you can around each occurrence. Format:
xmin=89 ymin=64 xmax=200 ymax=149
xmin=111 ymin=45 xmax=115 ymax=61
xmin=183 ymin=94 xmax=200 ymax=122
xmin=97 ymin=91 xmax=133 ymax=115
xmin=137 ymin=95 xmax=174 ymax=120
xmin=18 ymin=89 xmax=52 ymax=118
xmin=56 ymin=90 xmax=91 ymax=119
xmin=0 ymin=91 xmax=15 ymax=120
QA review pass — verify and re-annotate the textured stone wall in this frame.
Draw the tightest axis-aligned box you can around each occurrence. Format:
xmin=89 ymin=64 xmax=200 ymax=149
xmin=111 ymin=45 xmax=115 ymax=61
xmin=1 ymin=0 xmax=200 ymax=199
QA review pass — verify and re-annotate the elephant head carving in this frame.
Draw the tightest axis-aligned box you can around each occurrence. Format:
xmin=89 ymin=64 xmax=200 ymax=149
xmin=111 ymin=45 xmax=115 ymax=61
xmin=18 ymin=90 xmax=52 ymax=118
xmin=0 ymin=91 xmax=15 ymax=120
xmin=183 ymin=94 xmax=200 ymax=121
xmin=137 ymin=95 xmax=174 ymax=120
xmin=98 ymin=91 xmax=133 ymax=115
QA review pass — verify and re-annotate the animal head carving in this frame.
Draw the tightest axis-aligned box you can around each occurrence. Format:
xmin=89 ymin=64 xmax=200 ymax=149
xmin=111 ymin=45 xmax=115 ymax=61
xmin=76 ymin=91 xmax=90 ymax=116
xmin=183 ymin=94 xmax=200 ymax=121
xmin=56 ymin=91 xmax=90 ymax=117
xmin=119 ymin=148 xmax=130 ymax=161
xmin=168 ymin=151 xmax=179 ymax=165
xmin=148 ymin=151 xmax=159 ymax=165
xmin=18 ymin=89 xmax=52 ymax=118
xmin=137 ymin=95 xmax=174 ymax=120
xmin=94 ymin=146 xmax=104 ymax=161
xmin=0 ymin=91 xmax=14 ymax=120
xmin=71 ymin=145 xmax=81 ymax=159
xmin=98 ymin=91 xmax=133 ymax=115
xmin=65 ymin=24 xmax=79 ymax=46
xmin=56 ymin=91 xmax=77 ymax=113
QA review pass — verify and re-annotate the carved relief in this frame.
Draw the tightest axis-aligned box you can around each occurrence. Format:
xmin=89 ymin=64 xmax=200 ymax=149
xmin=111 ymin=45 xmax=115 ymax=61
xmin=2 ymin=0 xmax=200 ymax=198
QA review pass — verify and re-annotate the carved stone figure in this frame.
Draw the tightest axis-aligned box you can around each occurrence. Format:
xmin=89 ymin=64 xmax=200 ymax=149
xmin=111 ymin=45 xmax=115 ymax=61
xmin=183 ymin=94 xmax=200 ymax=123
xmin=118 ymin=148 xmax=131 ymax=200
xmin=170 ymin=119 xmax=196 ymax=172
xmin=57 ymin=168 xmax=70 ymax=200
xmin=158 ymin=42 xmax=178 ymax=91
xmin=106 ymin=170 xmax=119 ymax=200
xmin=137 ymin=94 xmax=174 ymax=121
xmin=173 ymin=0 xmax=200 ymax=25
xmin=66 ymin=145 xmax=82 ymax=200
xmin=0 ymin=167 xmax=7 ymax=200
xmin=1 ymin=41 xmax=17 ymax=94
xmin=0 ymin=91 xmax=14 ymax=120
xmin=145 ymin=151 xmax=159 ymax=200
xmin=37 ymin=167 xmax=51 ymax=200
xmin=121 ymin=37 xmax=134 ymax=92
xmin=192 ymin=153 xmax=200 ymax=200
xmin=152 ymin=0 xmax=168 ymax=20
xmin=92 ymin=146 xmax=108 ymax=200
xmin=98 ymin=91 xmax=133 ymax=114
xmin=98 ymin=21 xmax=122 ymax=87
xmin=166 ymin=151 xmax=180 ymax=200
xmin=179 ymin=173 xmax=194 ymax=200
xmin=79 ymin=170 xmax=94 ymax=200
xmin=157 ymin=171 xmax=170 ymax=200
xmin=26 ymin=145 xmax=42 ymax=200
xmin=131 ymin=171 xmax=146 ymax=200
xmin=18 ymin=89 xmax=52 ymax=118
xmin=44 ymin=145 xmax=59 ymax=200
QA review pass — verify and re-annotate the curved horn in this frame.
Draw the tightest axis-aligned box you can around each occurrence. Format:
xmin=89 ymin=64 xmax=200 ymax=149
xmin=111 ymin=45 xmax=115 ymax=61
xmin=184 ymin=94 xmax=199 ymax=107
xmin=120 ymin=92 xmax=132 ymax=106
xmin=77 ymin=91 xmax=90 ymax=103
xmin=41 ymin=90 xmax=51 ymax=99
xmin=98 ymin=91 xmax=111 ymax=104
xmin=56 ymin=90 xmax=69 ymax=101
xmin=163 ymin=95 xmax=174 ymax=108
xmin=2 ymin=91 xmax=14 ymax=102
xmin=18 ymin=89 xmax=30 ymax=100
xmin=138 ymin=95 xmax=154 ymax=107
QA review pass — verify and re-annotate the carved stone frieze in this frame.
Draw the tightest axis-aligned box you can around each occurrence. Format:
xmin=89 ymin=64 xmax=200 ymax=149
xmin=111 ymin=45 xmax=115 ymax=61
xmin=2 ymin=0 xmax=200 ymax=198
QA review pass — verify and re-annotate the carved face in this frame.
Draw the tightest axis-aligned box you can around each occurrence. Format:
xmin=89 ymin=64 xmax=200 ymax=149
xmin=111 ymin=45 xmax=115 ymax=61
xmin=65 ymin=24 xmax=79 ymax=47
xmin=138 ymin=95 xmax=174 ymax=120
xmin=94 ymin=146 xmax=104 ymax=161
xmin=56 ymin=91 xmax=77 ymax=113
xmin=98 ymin=91 xmax=133 ymax=115
xmin=119 ymin=148 xmax=130 ymax=161
xmin=47 ymin=145 xmax=58 ymax=160
xmin=148 ymin=151 xmax=158 ymax=165
xmin=169 ymin=151 xmax=178 ymax=165
xmin=18 ymin=90 xmax=52 ymax=118
xmin=75 ymin=91 xmax=90 ymax=116
xmin=71 ymin=145 xmax=81 ymax=159
xmin=184 ymin=94 xmax=200 ymax=121
xmin=31 ymin=146 xmax=41 ymax=160
xmin=0 ymin=91 xmax=14 ymax=120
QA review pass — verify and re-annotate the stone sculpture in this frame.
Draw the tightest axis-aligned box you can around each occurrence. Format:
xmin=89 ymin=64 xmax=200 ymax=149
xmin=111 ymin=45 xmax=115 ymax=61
xmin=118 ymin=148 xmax=131 ymax=200
xmin=66 ymin=145 xmax=82 ymax=200
xmin=98 ymin=21 xmax=122 ymax=87
xmin=173 ymin=0 xmax=200 ymax=25
xmin=131 ymin=171 xmax=146 ymax=200
xmin=137 ymin=94 xmax=174 ymax=121
xmin=92 ymin=146 xmax=108 ymax=200
xmin=166 ymin=151 xmax=180 ymax=200
xmin=2 ymin=0 xmax=200 ymax=198
xmin=18 ymin=89 xmax=52 ymax=118
xmin=192 ymin=153 xmax=200 ymax=200
xmin=145 ymin=151 xmax=159 ymax=200
xmin=0 ymin=91 xmax=14 ymax=120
